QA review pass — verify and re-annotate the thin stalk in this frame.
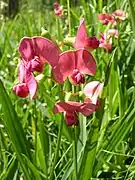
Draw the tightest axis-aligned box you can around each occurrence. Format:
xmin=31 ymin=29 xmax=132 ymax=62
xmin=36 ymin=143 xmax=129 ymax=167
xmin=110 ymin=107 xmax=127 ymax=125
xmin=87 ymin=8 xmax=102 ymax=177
xmin=73 ymin=126 xmax=77 ymax=180
xmin=49 ymin=85 xmax=64 ymax=180
xmin=67 ymin=0 xmax=71 ymax=36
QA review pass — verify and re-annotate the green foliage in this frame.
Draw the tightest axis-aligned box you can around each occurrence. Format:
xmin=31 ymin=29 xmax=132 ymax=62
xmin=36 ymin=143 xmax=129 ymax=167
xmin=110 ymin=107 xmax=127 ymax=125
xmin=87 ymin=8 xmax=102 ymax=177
xmin=0 ymin=0 xmax=135 ymax=179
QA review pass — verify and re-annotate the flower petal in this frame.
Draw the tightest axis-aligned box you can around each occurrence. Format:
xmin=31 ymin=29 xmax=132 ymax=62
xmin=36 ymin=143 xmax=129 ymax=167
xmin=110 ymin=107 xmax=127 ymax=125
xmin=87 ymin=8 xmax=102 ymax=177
xmin=13 ymin=83 xmax=29 ymax=98
xmin=53 ymin=50 xmax=75 ymax=84
xmin=19 ymin=36 xmax=60 ymax=68
xmin=19 ymin=38 xmax=34 ymax=61
xmin=33 ymin=37 xmax=60 ymax=67
xmin=74 ymin=19 xmax=88 ymax=49
xmin=84 ymin=81 xmax=104 ymax=104
xmin=54 ymin=101 xmax=82 ymax=113
xmin=76 ymin=49 xmax=96 ymax=76
xmin=26 ymin=73 xmax=38 ymax=99
xmin=79 ymin=103 xmax=97 ymax=116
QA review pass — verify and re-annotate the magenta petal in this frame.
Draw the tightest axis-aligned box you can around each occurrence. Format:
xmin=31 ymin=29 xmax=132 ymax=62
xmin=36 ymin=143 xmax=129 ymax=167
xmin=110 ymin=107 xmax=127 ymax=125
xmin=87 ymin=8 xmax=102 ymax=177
xmin=19 ymin=38 xmax=34 ymax=61
xmin=84 ymin=81 xmax=103 ymax=104
xmin=79 ymin=103 xmax=97 ymax=116
xmin=76 ymin=49 xmax=96 ymax=76
xmin=26 ymin=73 xmax=38 ymax=99
xmin=53 ymin=50 xmax=75 ymax=84
xmin=74 ymin=19 xmax=88 ymax=49
xmin=54 ymin=101 xmax=82 ymax=114
xmin=65 ymin=112 xmax=79 ymax=126
xmin=33 ymin=37 xmax=60 ymax=68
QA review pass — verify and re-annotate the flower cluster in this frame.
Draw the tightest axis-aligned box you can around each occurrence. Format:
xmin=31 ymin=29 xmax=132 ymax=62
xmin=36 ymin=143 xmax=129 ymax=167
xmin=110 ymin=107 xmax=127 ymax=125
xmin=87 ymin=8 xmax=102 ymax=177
xmin=98 ymin=9 xmax=127 ymax=52
xmin=13 ymin=18 xmax=103 ymax=126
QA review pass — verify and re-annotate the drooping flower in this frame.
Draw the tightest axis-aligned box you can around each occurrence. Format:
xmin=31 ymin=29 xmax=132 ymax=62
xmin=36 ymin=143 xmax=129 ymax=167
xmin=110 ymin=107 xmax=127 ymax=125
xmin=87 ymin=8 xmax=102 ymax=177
xmin=53 ymin=2 xmax=63 ymax=17
xmin=13 ymin=62 xmax=37 ymax=99
xmin=99 ymin=32 xmax=112 ymax=52
xmin=84 ymin=81 xmax=104 ymax=106
xmin=112 ymin=9 xmax=127 ymax=21
xmin=54 ymin=101 xmax=97 ymax=126
xmin=74 ymin=19 xmax=99 ymax=50
xmin=98 ymin=13 xmax=114 ymax=25
xmin=18 ymin=36 xmax=60 ymax=72
xmin=53 ymin=49 xmax=96 ymax=84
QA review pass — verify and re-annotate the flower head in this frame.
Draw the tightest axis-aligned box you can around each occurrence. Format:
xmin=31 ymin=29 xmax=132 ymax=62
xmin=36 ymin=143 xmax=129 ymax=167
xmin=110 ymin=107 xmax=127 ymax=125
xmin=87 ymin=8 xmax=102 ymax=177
xmin=13 ymin=62 xmax=37 ymax=99
xmin=74 ymin=19 xmax=99 ymax=50
xmin=53 ymin=2 xmax=63 ymax=17
xmin=84 ymin=81 xmax=103 ymax=106
xmin=98 ymin=13 xmax=114 ymax=25
xmin=53 ymin=49 xmax=96 ymax=84
xmin=19 ymin=36 xmax=60 ymax=72
xmin=99 ymin=32 xmax=112 ymax=52
xmin=54 ymin=101 xmax=97 ymax=126
xmin=112 ymin=9 xmax=127 ymax=21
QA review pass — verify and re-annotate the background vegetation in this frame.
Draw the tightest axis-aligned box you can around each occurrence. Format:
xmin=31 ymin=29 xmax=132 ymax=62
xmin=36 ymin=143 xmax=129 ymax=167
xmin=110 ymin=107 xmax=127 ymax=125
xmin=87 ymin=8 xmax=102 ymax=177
xmin=0 ymin=0 xmax=135 ymax=179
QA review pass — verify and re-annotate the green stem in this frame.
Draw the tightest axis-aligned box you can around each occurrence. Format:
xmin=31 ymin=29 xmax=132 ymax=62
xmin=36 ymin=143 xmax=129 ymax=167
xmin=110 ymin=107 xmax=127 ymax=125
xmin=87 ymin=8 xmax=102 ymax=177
xmin=49 ymin=85 xmax=64 ymax=180
xmin=67 ymin=0 xmax=71 ymax=36
xmin=73 ymin=126 xmax=77 ymax=180
xmin=56 ymin=17 xmax=61 ymax=41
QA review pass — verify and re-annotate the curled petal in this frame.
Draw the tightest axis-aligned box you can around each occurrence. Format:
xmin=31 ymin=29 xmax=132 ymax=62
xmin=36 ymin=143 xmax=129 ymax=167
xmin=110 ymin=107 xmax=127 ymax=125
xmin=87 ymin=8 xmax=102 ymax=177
xmin=79 ymin=103 xmax=97 ymax=116
xmin=112 ymin=9 xmax=127 ymax=21
xmin=84 ymin=81 xmax=103 ymax=104
xmin=13 ymin=83 xmax=29 ymax=98
xmin=74 ymin=19 xmax=88 ymax=49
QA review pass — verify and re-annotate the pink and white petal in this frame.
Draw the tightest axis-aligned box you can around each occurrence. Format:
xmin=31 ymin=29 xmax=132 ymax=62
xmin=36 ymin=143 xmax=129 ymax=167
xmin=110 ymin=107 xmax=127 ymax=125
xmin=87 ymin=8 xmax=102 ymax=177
xmin=33 ymin=37 xmax=60 ymax=68
xmin=84 ymin=81 xmax=104 ymax=104
xmin=74 ymin=19 xmax=88 ymax=49
xmin=18 ymin=62 xmax=27 ymax=83
xmin=76 ymin=49 xmax=96 ymax=76
xmin=26 ymin=73 xmax=38 ymax=99
xmin=79 ymin=103 xmax=97 ymax=116
xmin=54 ymin=101 xmax=82 ymax=114
xmin=53 ymin=50 xmax=75 ymax=84
xmin=18 ymin=38 xmax=34 ymax=61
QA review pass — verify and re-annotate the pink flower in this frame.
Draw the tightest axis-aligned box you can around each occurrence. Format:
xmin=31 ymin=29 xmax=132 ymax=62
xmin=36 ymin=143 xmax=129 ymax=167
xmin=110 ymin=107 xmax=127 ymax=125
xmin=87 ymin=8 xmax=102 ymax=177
xmin=18 ymin=36 xmax=60 ymax=72
xmin=74 ymin=19 xmax=99 ymax=50
xmin=53 ymin=2 xmax=63 ymax=17
xmin=112 ymin=9 xmax=127 ymax=21
xmin=53 ymin=49 xmax=96 ymax=84
xmin=13 ymin=62 xmax=37 ymax=99
xmin=84 ymin=81 xmax=104 ymax=106
xmin=54 ymin=101 xmax=97 ymax=126
xmin=107 ymin=29 xmax=118 ymax=39
xmin=98 ymin=13 xmax=114 ymax=25
xmin=99 ymin=32 xmax=112 ymax=52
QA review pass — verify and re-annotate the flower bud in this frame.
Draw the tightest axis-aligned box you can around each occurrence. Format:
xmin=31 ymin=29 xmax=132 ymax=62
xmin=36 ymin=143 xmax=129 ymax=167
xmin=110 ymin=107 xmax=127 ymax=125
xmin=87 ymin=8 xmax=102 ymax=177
xmin=13 ymin=83 xmax=29 ymax=98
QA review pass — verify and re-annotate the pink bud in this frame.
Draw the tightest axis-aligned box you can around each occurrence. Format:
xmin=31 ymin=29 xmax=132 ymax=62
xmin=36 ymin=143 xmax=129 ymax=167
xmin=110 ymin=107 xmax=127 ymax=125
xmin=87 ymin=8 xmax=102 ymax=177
xmin=53 ymin=2 xmax=63 ymax=17
xmin=13 ymin=83 xmax=29 ymax=98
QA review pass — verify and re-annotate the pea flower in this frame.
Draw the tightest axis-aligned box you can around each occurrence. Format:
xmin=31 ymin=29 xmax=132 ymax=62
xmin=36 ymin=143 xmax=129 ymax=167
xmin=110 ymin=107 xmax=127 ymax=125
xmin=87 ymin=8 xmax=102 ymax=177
xmin=53 ymin=49 xmax=96 ymax=84
xmin=98 ymin=13 xmax=114 ymax=25
xmin=54 ymin=101 xmax=97 ymax=126
xmin=84 ymin=81 xmax=104 ymax=106
xmin=19 ymin=36 xmax=60 ymax=72
xmin=13 ymin=62 xmax=37 ymax=99
xmin=112 ymin=9 xmax=127 ymax=21
xmin=53 ymin=2 xmax=63 ymax=17
xmin=99 ymin=32 xmax=112 ymax=52
xmin=107 ymin=29 xmax=118 ymax=39
xmin=74 ymin=19 xmax=99 ymax=50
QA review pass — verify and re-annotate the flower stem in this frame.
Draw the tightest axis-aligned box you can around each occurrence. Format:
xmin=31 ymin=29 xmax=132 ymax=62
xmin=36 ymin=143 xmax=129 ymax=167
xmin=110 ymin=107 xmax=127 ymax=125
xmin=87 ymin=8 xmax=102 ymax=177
xmin=73 ymin=126 xmax=77 ymax=180
xmin=49 ymin=85 xmax=64 ymax=180
xmin=67 ymin=0 xmax=71 ymax=36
